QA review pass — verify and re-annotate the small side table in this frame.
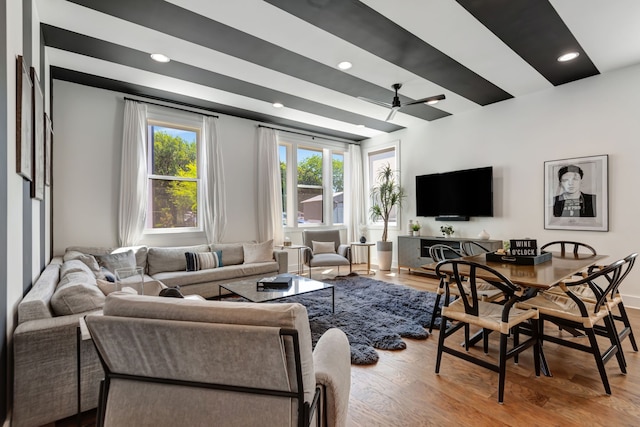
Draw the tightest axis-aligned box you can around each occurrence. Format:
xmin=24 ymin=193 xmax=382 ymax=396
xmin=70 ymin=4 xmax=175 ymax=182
xmin=350 ymin=242 xmax=375 ymax=275
xmin=275 ymin=244 xmax=307 ymax=275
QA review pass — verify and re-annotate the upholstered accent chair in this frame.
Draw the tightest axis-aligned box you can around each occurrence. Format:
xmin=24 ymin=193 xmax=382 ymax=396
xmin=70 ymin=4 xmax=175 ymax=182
xmin=86 ymin=294 xmax=351 ymax=427
xmin=302 ymin=230 xmax=351 ymax=278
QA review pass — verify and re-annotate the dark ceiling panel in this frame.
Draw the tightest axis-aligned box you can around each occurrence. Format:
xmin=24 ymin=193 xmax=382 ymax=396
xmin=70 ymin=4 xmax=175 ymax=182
xmin=264 ymin=0 xmax=513 ymax=106
xmin=456 ymin=0 xmax=599 ymax=85
xmin=65 ymin=0 xmax=448 ymax=121
xmin=51 ymin=67 xmax=369 ymax=141
xmin=42 ymin=24 xmax=404 ymax=134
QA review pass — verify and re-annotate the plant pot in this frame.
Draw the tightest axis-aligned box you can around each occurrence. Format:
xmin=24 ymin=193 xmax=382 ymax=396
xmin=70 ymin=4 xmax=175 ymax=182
xmin=376 ymin=241 xmax=393 ymax=271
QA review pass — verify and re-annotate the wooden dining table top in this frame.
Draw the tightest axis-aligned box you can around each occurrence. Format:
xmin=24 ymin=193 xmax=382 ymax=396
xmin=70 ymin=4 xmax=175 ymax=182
xmin=422 ymin=251 xmax=608 ymax=290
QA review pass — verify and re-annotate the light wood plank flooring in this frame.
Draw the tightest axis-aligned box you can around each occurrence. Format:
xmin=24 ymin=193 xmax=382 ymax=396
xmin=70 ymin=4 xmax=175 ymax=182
xmin=347 ymin=266 xmax=640 ymax=427
xmin=54 ymin=265 xmax=640 ymax=427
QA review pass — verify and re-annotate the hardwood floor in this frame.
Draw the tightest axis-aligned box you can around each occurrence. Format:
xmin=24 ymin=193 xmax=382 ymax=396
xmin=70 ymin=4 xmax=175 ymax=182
xmin=53 ymin=265 xmax=640 ymax=427
xmin=348 ymin=267 xmax=640 ymax=427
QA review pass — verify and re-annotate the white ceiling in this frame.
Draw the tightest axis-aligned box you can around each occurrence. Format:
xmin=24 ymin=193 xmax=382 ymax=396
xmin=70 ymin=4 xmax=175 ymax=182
xmin=36 ymin=0 xmax=640 ymax=141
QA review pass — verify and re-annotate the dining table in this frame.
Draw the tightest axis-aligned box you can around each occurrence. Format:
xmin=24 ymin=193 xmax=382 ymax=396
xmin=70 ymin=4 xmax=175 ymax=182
xmin=422 ymin=250 xmax=609 ymax=375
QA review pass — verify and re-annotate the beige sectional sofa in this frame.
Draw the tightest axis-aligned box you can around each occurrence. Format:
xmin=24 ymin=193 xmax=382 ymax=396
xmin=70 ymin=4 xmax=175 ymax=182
xmin=12 ymin=242 xmax=288 ymax=427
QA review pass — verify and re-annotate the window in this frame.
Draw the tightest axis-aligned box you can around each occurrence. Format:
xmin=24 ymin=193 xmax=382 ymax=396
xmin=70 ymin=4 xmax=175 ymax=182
xmin=368 ymin=146 xmax=398 ymax=226
xmin=146 ymin=113 xmax=201 ymax=231
xmin=279 ymin=135 xmax=347 ymax=228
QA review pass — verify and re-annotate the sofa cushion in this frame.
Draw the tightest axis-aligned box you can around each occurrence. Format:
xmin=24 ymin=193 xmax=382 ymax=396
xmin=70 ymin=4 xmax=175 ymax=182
xmin=60 ymin=259 xmax=96 ymax=278
xmin=51 ymin=271 xmax=105 ymax=315
xmin=152 ymin=261 xmax=279 ymax=288
xmin=63 ymin=251 xmax=101 ymax=272
xmin=312 ymin=241 xmax=336 ymax=254
xmin=97 ymin=278 xmax=166 ymax=296
xmin=95 ymin=250 xmax=137 ymax=275
xmin=243 ymin=240 xmax=274 ymax=264
xmin=147 ymin=244 xmax=211 ymax=275
xmin=100 ymin=294 xmax=315 ymax=402
xmin=185 ymin=251 xmax=223 ymax=271
xmin=210 ymin=243 xmax=245 ymax=266
xmin=112 ymin=245 xmax=148 ymax=270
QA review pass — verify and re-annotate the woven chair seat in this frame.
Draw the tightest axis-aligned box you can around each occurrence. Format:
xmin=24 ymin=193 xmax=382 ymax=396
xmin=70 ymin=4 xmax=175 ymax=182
xmin=436 ymin=281 xmax=504 ymax=301
xmin=518 ymin=290 xmax=610 ymax=328
xmin=443 ymin=298 xmax=538 ymax=334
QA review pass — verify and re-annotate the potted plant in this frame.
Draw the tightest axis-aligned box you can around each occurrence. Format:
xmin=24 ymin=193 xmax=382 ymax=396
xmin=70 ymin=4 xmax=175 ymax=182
xmin=440 ymin=224 xmax=454 ymax=238
xmin=411 ymin=222 xmax=421 ymax=236
xmin=370 ymin=163 xmax=406 ymax=270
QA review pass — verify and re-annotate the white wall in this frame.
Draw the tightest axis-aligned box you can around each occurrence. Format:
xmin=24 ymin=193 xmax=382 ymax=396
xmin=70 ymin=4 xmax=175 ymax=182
xmin=52 ymin=80 xmax=261 ymax=253
xmin=363 ymin=63 xmax=640 ymax=307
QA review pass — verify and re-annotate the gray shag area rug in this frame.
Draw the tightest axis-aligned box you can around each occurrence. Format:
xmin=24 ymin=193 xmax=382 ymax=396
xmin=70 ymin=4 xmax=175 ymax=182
xmin=274 ymin=274 xmax=440 ymax=365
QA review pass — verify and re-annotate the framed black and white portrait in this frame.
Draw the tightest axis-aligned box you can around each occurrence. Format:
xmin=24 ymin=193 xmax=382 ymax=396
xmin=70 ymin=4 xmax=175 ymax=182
xmin=544 ymin=154 xmax=608 ymax=231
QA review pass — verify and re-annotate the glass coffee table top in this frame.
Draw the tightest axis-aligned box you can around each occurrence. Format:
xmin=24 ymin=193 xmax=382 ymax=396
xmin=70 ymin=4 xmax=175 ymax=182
xmin=220 ymin=274 xmax=334 ymax=311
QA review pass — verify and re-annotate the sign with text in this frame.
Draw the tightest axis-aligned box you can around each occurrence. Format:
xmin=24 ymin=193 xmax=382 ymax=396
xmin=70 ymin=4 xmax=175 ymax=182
xmin=509 ymin=239 xmax=538 ymax=256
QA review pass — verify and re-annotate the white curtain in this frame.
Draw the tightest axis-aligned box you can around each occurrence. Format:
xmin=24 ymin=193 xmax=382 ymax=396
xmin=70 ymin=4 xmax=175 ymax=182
xmin=348 ymin=144 xmax=367 ymax=263
xmin=201 ymin=116 xmax=227 ymax=243
xmin=118 ymin=100 xmax=148 ymax=246
xmin=257 ymin=127 xmax=284 ymax=244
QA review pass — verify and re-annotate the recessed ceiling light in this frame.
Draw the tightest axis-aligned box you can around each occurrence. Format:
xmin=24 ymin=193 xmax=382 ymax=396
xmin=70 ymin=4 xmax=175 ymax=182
xmin=150 ymin=53 xmax=170 ymax=63
xmin=273 ymin=102 xmax=284 ymax=108
xmin=557 ymin=52 xmax=579 ymax=62
xmin=356 ymin=124 xmax=365 ymax=128
xmin=337 ymin=61 xmax=352 ymax=70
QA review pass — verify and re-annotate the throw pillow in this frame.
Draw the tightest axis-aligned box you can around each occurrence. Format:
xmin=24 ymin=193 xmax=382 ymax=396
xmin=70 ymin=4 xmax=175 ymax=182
xmin=243 ymin=240 xmax=274 ymax=264
xmin=94 ymin=250 xmax=137 ymax=274
xmin=312 ymin=241 xmax=336 ymax=254
xmin=185 ymin=251 xmax=223 ymax=271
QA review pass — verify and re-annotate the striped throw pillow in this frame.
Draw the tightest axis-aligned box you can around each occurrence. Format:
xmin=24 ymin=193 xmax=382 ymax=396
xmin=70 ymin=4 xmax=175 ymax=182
xmin=185 ymin=251 xmax=223 ymax=271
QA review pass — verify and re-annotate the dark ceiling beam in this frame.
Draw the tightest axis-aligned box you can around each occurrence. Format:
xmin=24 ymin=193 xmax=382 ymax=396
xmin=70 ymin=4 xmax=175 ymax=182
xmin=265 ymin=0 xmax=513 ymax=106
xmin=456 ymin=0 xmax=599 ymax=85
xmin=42 ymin=24 xmax=404 ymax=134
xmin=51 ymin=67 xmax=370 ymax=142
xmin=64 ymin=0 xmax=449 ymax=121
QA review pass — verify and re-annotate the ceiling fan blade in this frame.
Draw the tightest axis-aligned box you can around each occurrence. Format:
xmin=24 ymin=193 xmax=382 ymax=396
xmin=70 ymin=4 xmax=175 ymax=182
xmin=357 ymin=96 xmax=393 ymax=109
xmin=404 ymin=94 xmax=446 ymax=106
xmin=386 ymin=107 xmax=400 ymax=121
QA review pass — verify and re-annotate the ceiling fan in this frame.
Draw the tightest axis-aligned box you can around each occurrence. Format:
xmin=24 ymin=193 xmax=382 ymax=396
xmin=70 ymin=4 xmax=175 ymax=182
xmin=358 ymin=83 xmax=445 ymax=121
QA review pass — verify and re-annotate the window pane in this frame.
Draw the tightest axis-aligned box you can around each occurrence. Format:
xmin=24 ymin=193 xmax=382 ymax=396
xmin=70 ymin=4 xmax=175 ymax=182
xmin=148 ymin=179 xmax=198 ymax=228
xmin=151 ymin=125 xmax=197 ymax=177
xmin=279 ymin=145 xmax=287 ymax=226
xmin=297 ymin=147 xmax=323 ymax=224
xmin=333 ymin=153 xmax=344 ymax=224
xmin=298 ymin=187 xmax=323 ymax=224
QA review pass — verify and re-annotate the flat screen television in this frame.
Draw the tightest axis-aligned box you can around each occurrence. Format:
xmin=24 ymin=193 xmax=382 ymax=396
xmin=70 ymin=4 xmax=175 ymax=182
xmin=416 ymin=166 xmax=493 ymax=220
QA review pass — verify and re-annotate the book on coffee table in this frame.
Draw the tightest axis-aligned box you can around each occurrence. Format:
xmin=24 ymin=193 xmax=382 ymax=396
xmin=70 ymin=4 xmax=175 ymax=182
xmin=257 ymin=274 xmax=293 ymax=290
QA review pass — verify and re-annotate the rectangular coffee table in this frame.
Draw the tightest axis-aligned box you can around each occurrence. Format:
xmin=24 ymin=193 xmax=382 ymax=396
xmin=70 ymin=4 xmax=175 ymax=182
xmin=219 ymin=275 xmax=335 ymax=312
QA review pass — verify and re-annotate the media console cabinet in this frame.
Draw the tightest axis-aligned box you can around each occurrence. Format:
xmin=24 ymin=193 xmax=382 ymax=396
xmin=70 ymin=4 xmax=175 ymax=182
xmin=397 ymin=235 xmax=503 ymax=275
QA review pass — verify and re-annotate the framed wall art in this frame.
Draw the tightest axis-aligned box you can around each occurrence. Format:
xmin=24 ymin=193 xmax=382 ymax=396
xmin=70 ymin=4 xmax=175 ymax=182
xmin=31 ymin=66 xmax=45 ymax=200
xmin=544 ymin=154 xmax=608 ymax=231
xmin=45 ymin=114 xmax=53 ymax=186
xmin=16 ymin=55 xmax=33 ymax=181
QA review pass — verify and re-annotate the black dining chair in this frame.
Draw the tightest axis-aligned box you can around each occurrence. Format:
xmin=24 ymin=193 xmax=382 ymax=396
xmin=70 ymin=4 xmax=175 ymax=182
xmin=434 ymin=259 xmax=540 ymax=404
xmin=428 ymin=244 xmax=504 ymax=333
xmin=540 ymin=240 xmax=597 ymax=257
xmin=460 ymin=240 xmax=491 ymax=257
xmin=516 ymin=258 xmax=627 ymax=395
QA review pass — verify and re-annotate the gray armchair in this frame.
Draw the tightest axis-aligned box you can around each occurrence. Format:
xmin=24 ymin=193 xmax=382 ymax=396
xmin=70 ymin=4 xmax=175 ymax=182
xmin=86 ymin=294 xmax=351 ymax=427
xmin=302 ymin=230 xmax=351 ymax=278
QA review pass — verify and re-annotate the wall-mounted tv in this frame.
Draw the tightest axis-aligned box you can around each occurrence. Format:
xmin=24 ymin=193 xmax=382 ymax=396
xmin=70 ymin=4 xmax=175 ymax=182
xmin=416 ymin=166 xmax=493 ymax=220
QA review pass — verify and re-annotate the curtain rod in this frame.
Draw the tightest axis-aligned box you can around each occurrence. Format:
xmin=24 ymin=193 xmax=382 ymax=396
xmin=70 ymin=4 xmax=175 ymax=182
xmin=258 ymin=124 xmax=358 ymax=145
xmin=124 ymin=96 xmax=219 ymax=118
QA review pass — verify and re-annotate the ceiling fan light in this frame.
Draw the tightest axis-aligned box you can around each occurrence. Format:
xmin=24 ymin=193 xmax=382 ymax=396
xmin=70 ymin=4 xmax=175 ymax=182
xmin=150 ymin=53 xmax=170 ymax=63
xmin=557 ymin=52 xmax=579 ymax=62
xmin=426 ymin=99 xmax=439 ymax=105
xmin=337 ymin=61 xmax=352 ymax=70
